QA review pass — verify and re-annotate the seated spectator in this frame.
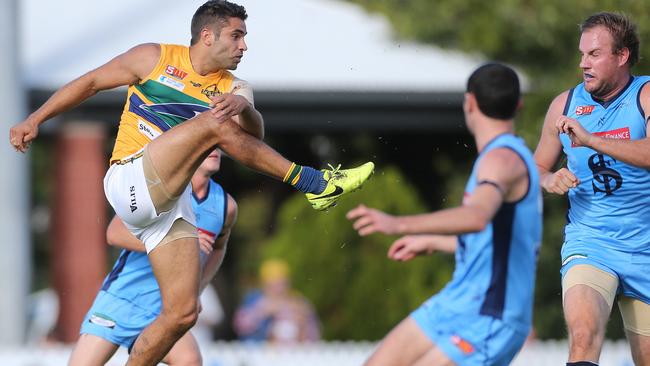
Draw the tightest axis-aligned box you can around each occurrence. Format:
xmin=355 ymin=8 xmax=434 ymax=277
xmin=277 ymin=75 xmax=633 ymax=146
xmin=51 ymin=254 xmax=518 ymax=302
xmin=233 ymin=259 xmax=320 ymax=343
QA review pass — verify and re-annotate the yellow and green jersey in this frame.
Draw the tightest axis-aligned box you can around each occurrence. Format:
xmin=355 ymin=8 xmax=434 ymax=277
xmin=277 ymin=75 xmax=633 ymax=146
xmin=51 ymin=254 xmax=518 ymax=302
xmin=110 ymin=43 xmax=252 ymax=163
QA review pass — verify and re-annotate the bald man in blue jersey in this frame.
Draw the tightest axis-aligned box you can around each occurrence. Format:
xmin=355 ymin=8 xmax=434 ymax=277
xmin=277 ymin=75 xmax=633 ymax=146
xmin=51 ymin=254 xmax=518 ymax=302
xmin=535 ymin=12 xmax=650 ymax=366
xmin=348 ymin=63 xmax=542 ymax=366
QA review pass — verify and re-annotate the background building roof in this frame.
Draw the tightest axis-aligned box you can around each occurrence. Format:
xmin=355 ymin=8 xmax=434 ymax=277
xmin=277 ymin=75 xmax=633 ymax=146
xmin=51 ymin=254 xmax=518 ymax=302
xmin=21 ymin=0 xmax=482 ymax=92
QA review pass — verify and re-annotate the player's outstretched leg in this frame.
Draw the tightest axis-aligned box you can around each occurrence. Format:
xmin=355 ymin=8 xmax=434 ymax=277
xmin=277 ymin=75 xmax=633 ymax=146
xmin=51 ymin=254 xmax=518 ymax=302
xmin=145 ymin=111 xmax=374 ymax=212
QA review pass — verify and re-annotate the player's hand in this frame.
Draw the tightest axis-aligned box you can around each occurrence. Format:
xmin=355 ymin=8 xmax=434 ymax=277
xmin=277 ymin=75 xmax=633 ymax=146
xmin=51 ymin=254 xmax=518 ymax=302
xmin=209 ymin=92 xmax=250 ymax=121
xmin=556 ymin=116 xmax=594 ymax=148
xmin=388 ymin=235 xmax=434 ymax=262
xmin=198 ymin=231 xmax=216 ymax=256
xmin=9 ymin=119 xmax=39 ymax=153
xmin=541 ymin=168 xmax=579 ymax=195
xmin=347 ymin=204 xmax=399 ymax=236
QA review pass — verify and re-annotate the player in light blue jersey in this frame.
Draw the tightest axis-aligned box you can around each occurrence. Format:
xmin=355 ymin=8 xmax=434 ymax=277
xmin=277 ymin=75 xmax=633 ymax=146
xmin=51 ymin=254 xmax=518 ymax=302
xmin=347 ymin=63 xmax=542 ymax=366
xmin=68 ymin=149 xmax=237 ymax=366
xmin=535 ymin=12 xmax=650 ymax=366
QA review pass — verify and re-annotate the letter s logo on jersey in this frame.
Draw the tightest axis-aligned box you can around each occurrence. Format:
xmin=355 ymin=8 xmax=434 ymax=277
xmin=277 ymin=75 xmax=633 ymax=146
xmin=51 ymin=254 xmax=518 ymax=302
xmin=165 ymin=65 xmax=188 ymax=80
xmin=575 ymin=105 xmax=595 ymax=116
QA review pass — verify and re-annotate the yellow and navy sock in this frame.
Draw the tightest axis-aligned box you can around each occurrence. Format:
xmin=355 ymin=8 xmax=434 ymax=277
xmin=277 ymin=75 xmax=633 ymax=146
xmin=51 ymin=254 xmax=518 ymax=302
xmin=283 ymin=163 xmax=326 ymax=194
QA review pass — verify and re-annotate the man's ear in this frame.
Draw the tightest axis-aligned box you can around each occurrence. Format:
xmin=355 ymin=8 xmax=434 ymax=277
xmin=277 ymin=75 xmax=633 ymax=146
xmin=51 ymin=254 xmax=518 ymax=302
xmin=201 ymin=27 xmax=215 ymax=46
xmin=464 ymin=92 xmax=476 ymax=113
xmin=617 ymin=47 xmax=631 ymax=67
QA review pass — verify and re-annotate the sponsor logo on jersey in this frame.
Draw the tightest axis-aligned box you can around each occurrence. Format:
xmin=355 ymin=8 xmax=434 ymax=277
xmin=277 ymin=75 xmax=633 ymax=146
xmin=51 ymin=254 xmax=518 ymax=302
xmin=89 ymin=313 xmax=116 ymax=328
xmin=575 ymin=105 xmax=595 ymax=116
xmin=165 ymin=65 xmax=188 ymax=80
xmin=571 ymin=127 xmax=630 ymax=147
xmin=594 ymin=127 xmax=631 ymax=140
xmin=129 ymin=186 xmax=137 ymax=212
xmin=158 ymin=75 xmax=185 ymax=91
xmin=451 ymin=335 xmax=474 ymax=354
xmin=190 ymin=80 xmax=202 ymax=87
xmin=137 ymin=120 xmax=161 ymax=140
xmin=201 ymin=84 xmax=221 ymax=98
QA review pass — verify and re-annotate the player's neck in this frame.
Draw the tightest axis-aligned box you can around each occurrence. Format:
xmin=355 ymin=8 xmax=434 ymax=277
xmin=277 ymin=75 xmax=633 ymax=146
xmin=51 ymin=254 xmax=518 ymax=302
xmin=188 ymin=46 xmax=222 ymax=76
xmin=591 ymin=73 xmax=632 ymax=103
xmin=474 ymin=119 xmax=514 ymax=152
xmin=191 ymin=176 xmax=210 ymax=199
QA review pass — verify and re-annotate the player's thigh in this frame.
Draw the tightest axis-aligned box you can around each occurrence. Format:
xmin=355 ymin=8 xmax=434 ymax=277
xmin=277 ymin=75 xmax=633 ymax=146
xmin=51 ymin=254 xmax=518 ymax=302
xmin=412 ymin=346 xmax=456 ymax=366
xmin=562 ymin=264 xmax=616 ymax=332
xmin=162 ymin=331 xmax=202 ymax=366
xmin=148 ymin=231 xmax=201 ymax=308
xmin=68 ymin=333 xmax=119 ymax=366
xmin=619 ymin=296 xmax=650 ymax=364
xmin=365 ymin=317 xmax=434 ymax=366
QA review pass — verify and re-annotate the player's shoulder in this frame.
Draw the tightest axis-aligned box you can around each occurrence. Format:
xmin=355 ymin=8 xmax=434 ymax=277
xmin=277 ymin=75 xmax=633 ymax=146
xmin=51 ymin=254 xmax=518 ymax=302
xmin=550 ymin=89 xmax=572 ymax=110
xmin=226 ymin=193 xmax=238 ymax=220
xmin=638 ymin=76 xmax=650 ymax=97
xmin=126 ymin=43 xmax=161 ymax=57
xmin=479 ymin=146 xmax=528 ymax=179
xmin=482 ymin=147 xmax=525 ymax=167
xmin=542 ymin=89 xmax=573 ymax=124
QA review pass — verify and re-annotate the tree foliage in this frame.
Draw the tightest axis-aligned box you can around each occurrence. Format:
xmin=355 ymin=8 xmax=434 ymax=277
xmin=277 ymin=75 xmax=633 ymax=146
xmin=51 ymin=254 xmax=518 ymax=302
xmin=349 ymin=0 xmax=650 ymax=86
xmin=259 ymin=166 xmax=455 ymax=340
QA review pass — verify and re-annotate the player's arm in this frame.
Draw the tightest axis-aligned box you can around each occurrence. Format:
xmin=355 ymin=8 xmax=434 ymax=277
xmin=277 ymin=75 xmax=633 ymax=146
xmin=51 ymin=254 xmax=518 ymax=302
xmin=348 ymin=148 xmax=527 ymax=236
xmin=200 ymin=194 xmax=238 ymax=291
xmin=105 ymin=216 xmax=146 ymax=252
xmin=562 ymin=83 xmax=650 ymax=169
xmin=9 ymin=43 xmax=161 ymax=152
xmin=387 ymin=234 xmax=457 ymax=262
xmin=534 ymin=90 xmax=579 ymax=194
xmin=209 ymin=80 xmax=264 ymax=139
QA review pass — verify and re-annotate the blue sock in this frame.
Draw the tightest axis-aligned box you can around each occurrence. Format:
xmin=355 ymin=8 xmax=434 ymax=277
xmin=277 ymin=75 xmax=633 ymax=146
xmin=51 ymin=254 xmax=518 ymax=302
xmin=293 ymin=166 xmax=325 ymax=194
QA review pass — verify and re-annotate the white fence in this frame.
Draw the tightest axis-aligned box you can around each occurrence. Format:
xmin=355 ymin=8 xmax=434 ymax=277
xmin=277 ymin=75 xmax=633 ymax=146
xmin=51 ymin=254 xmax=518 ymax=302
xmin=0 ymin=340 xmax=635 ymax=366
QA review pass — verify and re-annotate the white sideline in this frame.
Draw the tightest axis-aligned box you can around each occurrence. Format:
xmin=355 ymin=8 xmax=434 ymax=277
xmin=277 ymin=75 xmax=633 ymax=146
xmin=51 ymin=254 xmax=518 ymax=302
xmin=0 ymin=340 xmax=634 ymax=366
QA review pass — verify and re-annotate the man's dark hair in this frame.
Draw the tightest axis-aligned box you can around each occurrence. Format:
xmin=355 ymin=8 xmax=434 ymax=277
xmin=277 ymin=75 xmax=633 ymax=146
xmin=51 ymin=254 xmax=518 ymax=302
xmin=580 ymin=12 xmax=639 ymax=67
xmin=190 ymin=0 xmax=247 ymax=45
xmin=466 ymin=63 xmax=520 ymax=120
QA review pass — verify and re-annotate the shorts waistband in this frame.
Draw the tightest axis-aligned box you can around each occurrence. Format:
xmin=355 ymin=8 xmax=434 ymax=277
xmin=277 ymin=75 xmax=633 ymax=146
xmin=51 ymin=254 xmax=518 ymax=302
xmin=110 ymin=151 xmax=145 ymax=166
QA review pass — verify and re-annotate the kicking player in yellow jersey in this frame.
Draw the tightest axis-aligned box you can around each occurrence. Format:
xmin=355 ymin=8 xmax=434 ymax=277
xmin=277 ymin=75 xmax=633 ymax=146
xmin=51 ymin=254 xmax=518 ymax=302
xmin=9 ymin=1 xmax=373 ymax=365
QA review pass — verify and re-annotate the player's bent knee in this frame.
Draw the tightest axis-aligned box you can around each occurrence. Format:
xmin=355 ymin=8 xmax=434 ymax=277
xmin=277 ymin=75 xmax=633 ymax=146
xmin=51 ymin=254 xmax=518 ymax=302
xmin=162 ymin=305 xmax=199 ymax=333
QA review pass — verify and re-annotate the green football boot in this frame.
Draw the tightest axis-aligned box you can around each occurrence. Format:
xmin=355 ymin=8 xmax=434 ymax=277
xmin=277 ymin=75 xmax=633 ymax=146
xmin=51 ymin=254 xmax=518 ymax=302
xmin=306 ymin=162 xmax=375 ymax=211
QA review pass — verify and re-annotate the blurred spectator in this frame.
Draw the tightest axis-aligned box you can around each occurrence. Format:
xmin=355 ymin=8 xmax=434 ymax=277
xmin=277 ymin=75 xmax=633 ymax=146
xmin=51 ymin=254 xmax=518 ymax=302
xmin=233 ymin=259 xmax=320 ymax=343
xmin=25 ymin=288 xmax=59 ymax=345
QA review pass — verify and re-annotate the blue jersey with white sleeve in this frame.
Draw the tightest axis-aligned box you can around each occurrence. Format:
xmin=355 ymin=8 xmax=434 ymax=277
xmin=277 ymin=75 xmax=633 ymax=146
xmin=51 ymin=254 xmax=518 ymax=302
xmin=561 ymin=76 xmax=650 ymax=253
